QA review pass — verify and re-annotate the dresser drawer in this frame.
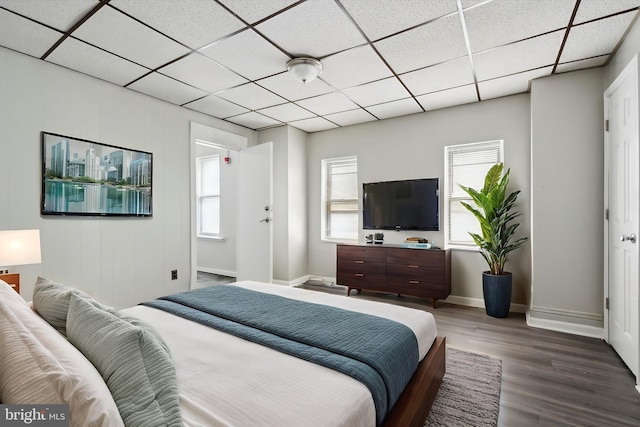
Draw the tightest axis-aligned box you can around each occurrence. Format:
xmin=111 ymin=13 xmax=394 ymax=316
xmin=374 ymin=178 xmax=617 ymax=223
xmin=337 ymin=260 xmax=386 ymax=289
xmin=386 ymin=278 xmax=449 ymax=298
xmin=337 ymin=245 xmax=386 ymax=262
xmin=386 ymin=264 xmax=443 ymax=282
xmin=386 ymin=248 xmax=444 ymax=268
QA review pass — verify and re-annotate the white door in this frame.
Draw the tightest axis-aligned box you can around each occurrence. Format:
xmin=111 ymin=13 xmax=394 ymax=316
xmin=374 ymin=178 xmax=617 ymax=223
xmin=605 ymin=55 xmax=639 ymax=382
xmin=236 ymin=142 xmax=273 ymax=282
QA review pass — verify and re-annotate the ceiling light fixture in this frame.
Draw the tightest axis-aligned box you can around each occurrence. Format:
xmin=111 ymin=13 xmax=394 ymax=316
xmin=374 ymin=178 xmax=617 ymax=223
xmin=286 ymin=57 xmax=323 ymax=84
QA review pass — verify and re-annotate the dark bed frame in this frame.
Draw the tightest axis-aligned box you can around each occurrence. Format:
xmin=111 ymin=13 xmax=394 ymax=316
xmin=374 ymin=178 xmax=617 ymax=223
xmin=383 ymin=336 xmax=446 ymax=427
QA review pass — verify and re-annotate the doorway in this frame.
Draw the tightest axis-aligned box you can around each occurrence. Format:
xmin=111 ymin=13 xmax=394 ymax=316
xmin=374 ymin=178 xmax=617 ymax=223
xmin=604 ymin=54 xmax=639 ymax=391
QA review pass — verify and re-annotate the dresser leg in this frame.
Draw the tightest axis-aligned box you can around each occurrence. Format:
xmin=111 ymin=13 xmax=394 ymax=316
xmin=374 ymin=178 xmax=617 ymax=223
xmin=432 ymin=298 xmax=437 ymax=308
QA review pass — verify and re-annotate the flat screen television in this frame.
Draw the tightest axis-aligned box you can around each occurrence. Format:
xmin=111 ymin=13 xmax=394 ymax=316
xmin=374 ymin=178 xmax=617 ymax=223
xmin=363 ymin=178 xmax=439 ymax=231
xmin=41 ymin=132 xmax=153 ymax=217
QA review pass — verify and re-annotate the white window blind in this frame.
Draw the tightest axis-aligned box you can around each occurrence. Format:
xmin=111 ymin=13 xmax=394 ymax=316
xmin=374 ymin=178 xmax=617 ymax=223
xmin=321 ymin=156 xmax=358 ymax=241
xmin=197 ymin=155 xmax=220 ymax=237
xmin=444 ymin=140 xmax=503 ymax=248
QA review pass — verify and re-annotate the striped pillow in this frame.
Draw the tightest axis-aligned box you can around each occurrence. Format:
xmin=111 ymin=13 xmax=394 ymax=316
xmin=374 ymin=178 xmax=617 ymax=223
xmin=0 ymin=281 xmax=124 ymax=426
xmin=32 ymin=277 xmax=97 ymax=337
xmin=66 ymin=294 xmax=182 ymax=426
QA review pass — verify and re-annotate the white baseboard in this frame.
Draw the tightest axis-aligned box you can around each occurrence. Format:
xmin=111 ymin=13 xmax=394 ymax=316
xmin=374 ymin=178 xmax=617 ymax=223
xmin=442 ymin=295 xmax=527 ymax=313
xmin=197 ymin=267 xmax=236 ymax=278
xmin=272 ymin=275 xmax=311 ymax=287
xmin=526 ymin=311 xmax=604 ymax=339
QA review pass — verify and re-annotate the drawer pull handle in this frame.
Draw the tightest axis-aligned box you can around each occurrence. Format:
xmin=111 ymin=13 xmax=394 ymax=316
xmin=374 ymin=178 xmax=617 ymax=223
xmin=355 ymin=273 xmax=364 ymax=277
xmin=408 ymin=265 xmax=419 ymax=268
xmin=354 ymin=260 xmax=365 ymax=264
xmin=409 ymin=280 xmax=420 ymax=284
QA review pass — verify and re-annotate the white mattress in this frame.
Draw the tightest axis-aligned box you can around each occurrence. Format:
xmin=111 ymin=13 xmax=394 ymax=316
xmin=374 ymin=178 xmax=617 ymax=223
xmin=121 ymin=281 xmax=437 ymax=427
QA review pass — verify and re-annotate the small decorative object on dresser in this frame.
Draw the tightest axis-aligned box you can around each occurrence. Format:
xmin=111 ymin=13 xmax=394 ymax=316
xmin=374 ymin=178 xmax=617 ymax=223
xmin=336 ymin=243 xmax=451 ymax=308
xmin=373 ymin=232 xmax=384 ymax=244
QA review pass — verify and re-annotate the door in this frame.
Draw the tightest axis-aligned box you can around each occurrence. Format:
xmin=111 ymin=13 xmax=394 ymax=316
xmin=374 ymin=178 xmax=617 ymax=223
xmin=605 ymin=55 xmax=639 ymax=381
xmin=236 ymin=142 xmax=273 ymax=282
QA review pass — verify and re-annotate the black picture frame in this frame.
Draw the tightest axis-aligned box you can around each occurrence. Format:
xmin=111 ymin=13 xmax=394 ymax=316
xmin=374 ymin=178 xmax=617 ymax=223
xmin=41 ymin=132 xmax=153 ymax=217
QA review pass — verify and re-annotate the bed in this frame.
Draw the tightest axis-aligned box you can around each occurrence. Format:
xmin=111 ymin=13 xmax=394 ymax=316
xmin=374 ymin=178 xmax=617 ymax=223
xmin=0 ymin=277 xmax=445 ymax=427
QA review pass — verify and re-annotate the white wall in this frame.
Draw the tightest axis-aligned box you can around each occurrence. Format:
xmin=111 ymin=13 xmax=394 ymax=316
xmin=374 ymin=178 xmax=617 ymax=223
xmin=306 ymin=95 xmax=532 ymax=304
xmin=0 ymin=47 xmax=256 ymax=307
xmin=530 ymin=68 xmax=605 ymax=330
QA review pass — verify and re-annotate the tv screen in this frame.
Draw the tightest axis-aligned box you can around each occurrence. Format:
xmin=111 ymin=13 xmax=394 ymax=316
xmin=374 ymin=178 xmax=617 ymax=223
xmin=41 ymin=132 xmax=153 ymax=217
xmin=363 ymin=178 xmax=439 ymax=231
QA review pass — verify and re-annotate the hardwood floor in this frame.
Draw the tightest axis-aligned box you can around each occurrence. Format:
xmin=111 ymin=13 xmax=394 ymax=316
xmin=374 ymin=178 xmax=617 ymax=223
xmin=296 ymin=283 xmax=640 ymax=427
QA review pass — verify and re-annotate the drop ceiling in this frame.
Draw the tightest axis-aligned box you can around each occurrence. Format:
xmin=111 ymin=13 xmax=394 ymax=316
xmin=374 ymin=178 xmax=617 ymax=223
xmin=0 ymin=0 xmax=638 ymax=133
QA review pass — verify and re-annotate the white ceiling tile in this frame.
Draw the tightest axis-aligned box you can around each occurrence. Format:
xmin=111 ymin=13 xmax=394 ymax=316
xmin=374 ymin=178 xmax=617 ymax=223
xmin=295 ymin=92 xmax=359 ymax=116
xmin=226 ymin=112 xmax=282 ymax=130
xmin=199 ymin=29 xmax=290 ymax=81
xmin=217 ymin=83 xmax=287 ymax=110
xmin=478 ymin=67 xmax=553 ymax=100
xmin=324 ymin=108 xmax=377 ymax=127
xmin=561 ymin=12 xmax=637 ymax=63
xmin=416 ymin=85 xmax=478 ymax=111
xmin=320 ymin=45 xmax=393 ymax=89
xmin=342 ymin=77 xmax=410 ymax=107
xmin=0 ymin=8 xmax=61 ymax=57
xmin=340 ymin=0 xmax=457 ymax=41
xmin=555 ymin=56 xmax=608 ymax=73
xmin=184 ymin=95 xmax=249 ymax=118
xmin=128 ymin=72 xmax=208 ymax=105
xmin=0 ymin=0 xmax=99 ymax=31
xmin=474 ymin=31 xmax=564 ymax=81
xmin=47 ymin=37 xmax=149 ymax=86
xmin=111 ymin=0 xmax=245 ymax=50
xmin=159 ymin=53 xmax=247 ymax=93
xmin=218 ymin=0 xmax=299 ymax=24
xmin=375 ymin=14 xmax=467 ymax=74
xmin=367 ymin=98 xmax=423 ymax=120
xmin=289 ymin=117 xmax=339 ymax=133
xmin=400 ymin=56 xmax=474 ymax=96
xmin=259 ymin=72 xmax=334 ymax=101
xmin=258 ymin=103 xmax=316 ymax=122
xmin=574 ymin=0 xmax=640 ymax=24
xmin=256 ymin=0 xmax=366 ymax=58
xmin=73 ymin=6 xmax=190 ymax=69
xmin=464 ymin=0 xmax=575 ymax=53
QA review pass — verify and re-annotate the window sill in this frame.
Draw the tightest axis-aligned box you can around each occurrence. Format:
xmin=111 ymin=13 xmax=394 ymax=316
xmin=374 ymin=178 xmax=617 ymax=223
xmin=198 ymin=235 xmax=226 ymax=242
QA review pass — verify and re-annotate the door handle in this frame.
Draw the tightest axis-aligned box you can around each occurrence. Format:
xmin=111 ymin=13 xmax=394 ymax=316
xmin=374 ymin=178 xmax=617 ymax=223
xmin=260 ymin=217 xmax=271 ymax=223
xmin=620 ymin=233 xmax=636 ymax=243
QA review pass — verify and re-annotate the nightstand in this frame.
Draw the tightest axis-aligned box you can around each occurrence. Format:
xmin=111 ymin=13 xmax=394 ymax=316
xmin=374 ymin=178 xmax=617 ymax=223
xmin=0 ymin=273 xmax=20 ymax=294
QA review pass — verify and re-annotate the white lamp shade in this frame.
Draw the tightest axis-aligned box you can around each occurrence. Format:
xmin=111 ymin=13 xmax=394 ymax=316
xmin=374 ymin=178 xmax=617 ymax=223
xmin=0 ymin=229 xmax=42 ymax=267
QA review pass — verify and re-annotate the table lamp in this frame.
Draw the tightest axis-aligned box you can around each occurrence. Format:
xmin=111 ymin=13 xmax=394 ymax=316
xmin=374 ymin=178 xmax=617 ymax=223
xmin=0 ymin=229 xmax=42 ymax=294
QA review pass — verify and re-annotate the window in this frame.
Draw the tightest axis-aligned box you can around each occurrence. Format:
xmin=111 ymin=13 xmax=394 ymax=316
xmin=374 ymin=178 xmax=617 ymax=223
xmin=321 ymin=156 xmax=358 ymax=241
xmin=444 ymin=140 xmax=503 ymax=248
xmin=197 ymin=155 xmax=220 ymax=237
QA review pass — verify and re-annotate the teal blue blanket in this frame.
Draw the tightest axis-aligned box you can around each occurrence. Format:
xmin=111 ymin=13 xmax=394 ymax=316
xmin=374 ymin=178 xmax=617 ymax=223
xmin=142 ymin=285 xmax=418 ymax=425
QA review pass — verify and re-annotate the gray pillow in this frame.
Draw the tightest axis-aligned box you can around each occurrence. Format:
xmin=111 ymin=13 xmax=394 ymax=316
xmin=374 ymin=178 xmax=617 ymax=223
xmin=66 ymin=294 xmax=181 ymax=427
xmin=32 ymin=277 xmax=97 ymax=336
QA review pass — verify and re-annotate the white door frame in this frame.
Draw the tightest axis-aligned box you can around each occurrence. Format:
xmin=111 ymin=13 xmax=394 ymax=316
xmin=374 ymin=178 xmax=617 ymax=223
xmin=603 ymin=54 xmax=640 ymax=392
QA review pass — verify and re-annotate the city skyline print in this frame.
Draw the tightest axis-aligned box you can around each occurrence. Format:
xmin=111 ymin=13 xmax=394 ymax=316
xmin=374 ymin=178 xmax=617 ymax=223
xmin=41 ymin=132 xmax=152 ymax=217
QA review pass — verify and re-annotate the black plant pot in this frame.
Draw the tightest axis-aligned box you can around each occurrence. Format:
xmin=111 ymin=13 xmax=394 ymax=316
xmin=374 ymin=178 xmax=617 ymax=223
xmin=482 ymin=272 xmax=512 ymax=318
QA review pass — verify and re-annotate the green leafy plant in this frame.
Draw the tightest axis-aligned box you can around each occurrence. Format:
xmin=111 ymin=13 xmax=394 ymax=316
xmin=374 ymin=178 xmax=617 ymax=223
xmin=459 ymin=163 xmax=528 ymax=275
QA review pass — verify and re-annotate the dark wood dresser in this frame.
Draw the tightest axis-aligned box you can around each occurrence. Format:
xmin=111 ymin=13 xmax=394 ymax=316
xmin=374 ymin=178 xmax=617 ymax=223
xmin=336 ymin=244 xmax=451 ymax=308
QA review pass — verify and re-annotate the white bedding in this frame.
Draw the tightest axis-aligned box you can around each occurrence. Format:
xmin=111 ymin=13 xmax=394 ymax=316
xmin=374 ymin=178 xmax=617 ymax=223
xmin=121 ymin=281 xmax=437 ymax=427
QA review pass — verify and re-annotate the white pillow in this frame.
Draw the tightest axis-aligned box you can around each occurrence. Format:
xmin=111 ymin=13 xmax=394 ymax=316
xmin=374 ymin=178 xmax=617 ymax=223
xmin=0 ymin=281 xmax=124 ymax=427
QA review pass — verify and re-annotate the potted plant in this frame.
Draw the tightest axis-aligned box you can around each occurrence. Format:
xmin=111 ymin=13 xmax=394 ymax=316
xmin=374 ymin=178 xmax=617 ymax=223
xmin=459 ymin=163 xmax=528 ymax=318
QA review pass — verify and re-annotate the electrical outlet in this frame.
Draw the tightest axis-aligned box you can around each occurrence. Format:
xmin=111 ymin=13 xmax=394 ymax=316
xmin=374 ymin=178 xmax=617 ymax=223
xmin=171 ymin=270 xmax=178 ymax=280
